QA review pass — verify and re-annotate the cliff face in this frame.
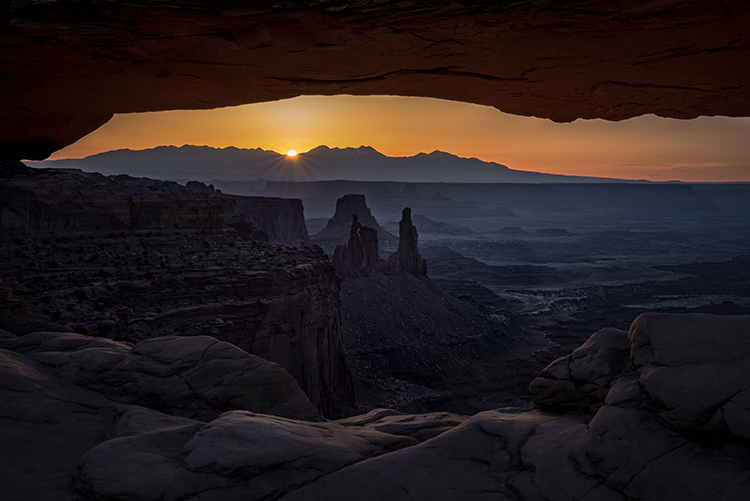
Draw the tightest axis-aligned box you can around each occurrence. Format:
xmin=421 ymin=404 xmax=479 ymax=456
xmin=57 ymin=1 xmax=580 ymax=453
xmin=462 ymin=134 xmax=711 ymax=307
xmin=0 ymin=166 xmax=310 ymax=246
xmin=231 ymin=196 xmax=309 ymax=246
xmin=0 ymin=230 xmax=355 ymax=418
xmin=0 ymin=165 xmax=355 ymax=418
xmin=332 ymin=215 xmax=382 ymax=278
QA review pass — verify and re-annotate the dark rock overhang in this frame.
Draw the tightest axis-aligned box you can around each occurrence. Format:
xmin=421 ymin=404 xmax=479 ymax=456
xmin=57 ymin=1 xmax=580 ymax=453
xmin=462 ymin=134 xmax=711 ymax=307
xmin=2 ymin=0 xmax=749 ymax=159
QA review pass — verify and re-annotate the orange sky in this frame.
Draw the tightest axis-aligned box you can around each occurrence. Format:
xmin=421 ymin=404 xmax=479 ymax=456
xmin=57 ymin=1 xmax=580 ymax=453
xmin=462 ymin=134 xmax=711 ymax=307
xmin=49 ymin=95 xmax=750 ymax=182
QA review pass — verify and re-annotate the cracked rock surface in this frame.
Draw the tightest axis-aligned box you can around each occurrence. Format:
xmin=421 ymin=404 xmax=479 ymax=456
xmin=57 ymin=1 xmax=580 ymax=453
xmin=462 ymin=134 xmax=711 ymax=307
xmin=281 ymin=313 xmax=750 ymax=501
xmin=3 ymin=313 xmax=750 ymax=500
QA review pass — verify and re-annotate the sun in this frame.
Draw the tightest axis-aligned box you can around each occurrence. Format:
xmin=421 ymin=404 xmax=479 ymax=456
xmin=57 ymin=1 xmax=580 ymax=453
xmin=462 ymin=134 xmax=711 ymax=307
xmin=286 ymin=149 xmax=298 ymax=157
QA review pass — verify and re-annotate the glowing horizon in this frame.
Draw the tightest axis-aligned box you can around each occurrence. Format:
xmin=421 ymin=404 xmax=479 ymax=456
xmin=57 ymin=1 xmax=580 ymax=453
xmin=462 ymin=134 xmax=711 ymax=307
xmin=47 ymin=95 xmax=750 ymax=182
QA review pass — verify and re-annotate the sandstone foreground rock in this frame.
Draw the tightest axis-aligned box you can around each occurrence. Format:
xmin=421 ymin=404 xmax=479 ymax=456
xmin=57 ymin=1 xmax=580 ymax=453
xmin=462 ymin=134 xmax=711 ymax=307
xmin=2 ymin=313 xmax=750 ymax=500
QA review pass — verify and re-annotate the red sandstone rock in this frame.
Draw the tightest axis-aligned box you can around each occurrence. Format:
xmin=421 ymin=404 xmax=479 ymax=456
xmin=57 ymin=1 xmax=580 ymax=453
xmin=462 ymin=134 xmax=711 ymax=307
xmin=2 ymin=1 xmax=749 ymax=159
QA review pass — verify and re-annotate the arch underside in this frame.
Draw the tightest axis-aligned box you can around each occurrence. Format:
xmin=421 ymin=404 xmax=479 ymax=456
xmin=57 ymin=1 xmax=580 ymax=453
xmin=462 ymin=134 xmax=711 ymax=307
xmin=1 ymin=0 xmax=749 ymax=160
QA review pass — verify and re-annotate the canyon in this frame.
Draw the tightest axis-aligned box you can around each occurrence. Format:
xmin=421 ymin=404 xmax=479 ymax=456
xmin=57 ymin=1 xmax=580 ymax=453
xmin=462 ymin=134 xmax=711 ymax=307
xmin=2 ymin=1 xmax=750 ymax=499
xmin=0 ymin=163 xmax=353 ymax=418
xmin=2 ymin=162 xmax=750 ymax=500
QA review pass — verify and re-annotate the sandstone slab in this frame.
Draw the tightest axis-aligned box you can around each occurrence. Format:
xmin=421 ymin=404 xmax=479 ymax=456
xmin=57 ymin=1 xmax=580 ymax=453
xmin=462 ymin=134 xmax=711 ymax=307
xmin=0 ymin=331 xmax=321 ymax=421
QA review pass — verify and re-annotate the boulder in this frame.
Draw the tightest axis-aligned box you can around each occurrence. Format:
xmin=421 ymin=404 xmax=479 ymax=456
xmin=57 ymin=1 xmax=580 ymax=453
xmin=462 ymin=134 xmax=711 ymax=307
xmin=530 ymin=327 xmax=630 ymax=412
xmin=629 ymin=313 xmax=750 ymax=435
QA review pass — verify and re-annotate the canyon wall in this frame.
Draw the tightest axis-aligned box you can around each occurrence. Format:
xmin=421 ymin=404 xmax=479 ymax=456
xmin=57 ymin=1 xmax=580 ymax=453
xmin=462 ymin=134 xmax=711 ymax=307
xmin=0 ymin=165 xmax=355 ymax=417
xmin=231 ymin=195 xmax=309 ymax=246
xmin=0 ymin=166 xmax=309 ymax=246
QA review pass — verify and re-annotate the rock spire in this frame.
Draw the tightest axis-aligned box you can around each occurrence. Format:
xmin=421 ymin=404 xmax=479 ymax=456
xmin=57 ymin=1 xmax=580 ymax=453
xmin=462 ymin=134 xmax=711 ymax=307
xmin=387 ymin=208 xmax=427 ymax=277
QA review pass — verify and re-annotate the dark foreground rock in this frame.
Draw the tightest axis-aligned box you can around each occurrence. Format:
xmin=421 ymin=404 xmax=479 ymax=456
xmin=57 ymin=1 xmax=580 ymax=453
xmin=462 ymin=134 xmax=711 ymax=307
xmin=0 ymin=331 xmax=321 ymax=422
xmin=0 ymin=330 xmax=442 ymax=501
xmin=281 ymin=313 xmax=750 ymax=501
xmin=3 ymin=313 xmax=750 ymax=501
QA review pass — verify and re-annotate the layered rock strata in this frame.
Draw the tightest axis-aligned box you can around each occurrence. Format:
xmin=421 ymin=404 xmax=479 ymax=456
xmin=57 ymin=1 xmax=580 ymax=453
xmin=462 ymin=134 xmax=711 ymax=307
xmin=2 ymin=1 xmax=749 ymax=159
xmin=0 ymin=165 xmax=308 ymax=246
xmin=0 ymin=227 xmax=355 ymax=418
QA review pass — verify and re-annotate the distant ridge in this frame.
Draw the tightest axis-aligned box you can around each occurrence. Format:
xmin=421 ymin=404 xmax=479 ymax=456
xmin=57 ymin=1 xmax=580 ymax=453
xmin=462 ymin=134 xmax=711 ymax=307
xmin=32 ymin=144 xmax=639 ymax=184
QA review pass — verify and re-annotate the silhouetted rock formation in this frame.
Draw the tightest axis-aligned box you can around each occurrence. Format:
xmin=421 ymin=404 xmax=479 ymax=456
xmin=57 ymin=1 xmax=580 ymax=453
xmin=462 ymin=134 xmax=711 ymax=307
xmin=386 ymin=208 xmax=427 ymax=277
xmin=311 ymin=194 xmax=395 ymax=251
xmin=331 ymin=206 xmax=427 ymax=279
xmin=332 ymin=215 xmax=382 ymax=277
xmin=0 ymin=165 xmax=308 ymax=246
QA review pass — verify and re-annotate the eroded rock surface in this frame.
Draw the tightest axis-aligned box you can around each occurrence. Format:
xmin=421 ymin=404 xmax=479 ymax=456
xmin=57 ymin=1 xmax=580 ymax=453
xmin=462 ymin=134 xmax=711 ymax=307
xmin=530 ymin=327 xmax=630 ymax=412
xmin=0 ymin=332 xmax=415 ymax=500
xmin=2 ymin=1 xmax=749 ymax=159
xmin=3 ymin=313 xmax=750 ymax=500
xmin=77 ymin=409 xmax=417 ymax=501
xmin=282 ymin=313 xmax=750 ymax=501
xmin=0 ymin=331 xmax=321 ymax=422
xmin=0 ymin=165 xmax=308 ymax=246
xmin=312 ymin=194 xmax=395 ymax=252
